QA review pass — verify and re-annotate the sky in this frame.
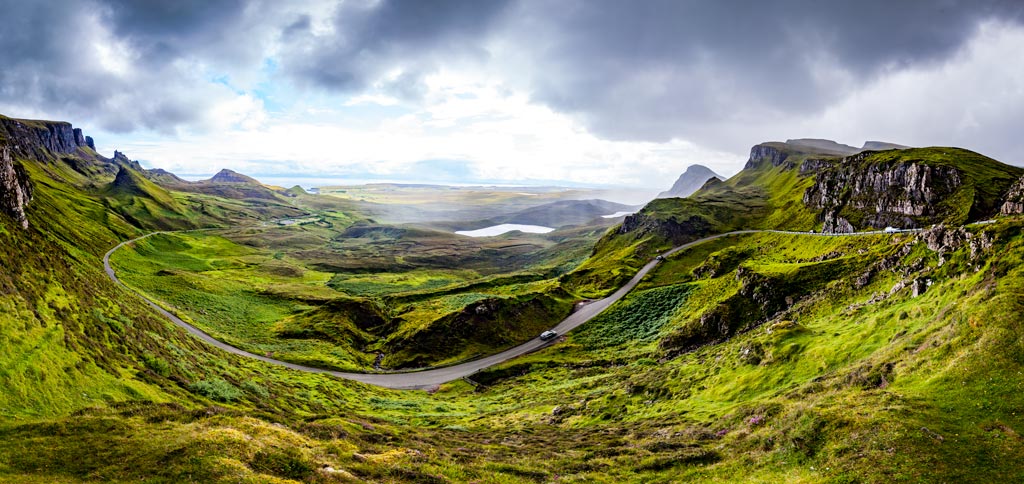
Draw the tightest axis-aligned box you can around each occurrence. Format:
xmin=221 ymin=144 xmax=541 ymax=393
xmin=1 ymin=0 xmax=1023 ymax=190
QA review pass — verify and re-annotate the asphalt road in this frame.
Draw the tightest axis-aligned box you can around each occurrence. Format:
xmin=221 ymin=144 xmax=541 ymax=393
xmin=103 ymin=228 xmax=916 ymax=389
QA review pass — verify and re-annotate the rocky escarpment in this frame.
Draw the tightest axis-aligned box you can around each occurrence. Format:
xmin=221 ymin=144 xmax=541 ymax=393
xmin=0 ymin=146 xmax=33 ymax=229
xmin=743 ymin=144 xmax=791 ymax=170
xmin=618 ymin=208 xmax=715 ymax=244
xmin=803 ymin=151 xmax=963 ymax=233
xmin=0 ymin=116 xmax=94 ymax=160
xmin=1001 ymin=175 xmax=1024 ymax=215
xmin=743 ymin=139 xmax=866 ymax=170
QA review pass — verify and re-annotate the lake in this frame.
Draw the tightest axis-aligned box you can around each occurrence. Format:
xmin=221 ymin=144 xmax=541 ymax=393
xmin=455 ymin=224 xmax=556 ymax=237
xmin=601 ymin=211 xmax=635 ymax=218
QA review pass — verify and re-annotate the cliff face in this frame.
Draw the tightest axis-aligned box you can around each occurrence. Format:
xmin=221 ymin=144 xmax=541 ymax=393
xmin=804 ymin=151 xmax=964 ymax=232
xmin=743 ymin=144 xmax=790 ymax=170
xmin=618 ymin=210 xmax=714 ymax=241
xmin=0 ymin=117 xmax=93 ymax=160
xmin=0 ymin=145 xmax=33 ymax=229
xmin=1001 ymin=175 xmax=1024 ymax=215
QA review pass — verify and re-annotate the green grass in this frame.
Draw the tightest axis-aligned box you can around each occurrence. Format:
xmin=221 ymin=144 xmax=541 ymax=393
xmin=108 ymin=215 xmax=599 ymax=370
xmin=6 ymin=133 xmax=1024 ymax=482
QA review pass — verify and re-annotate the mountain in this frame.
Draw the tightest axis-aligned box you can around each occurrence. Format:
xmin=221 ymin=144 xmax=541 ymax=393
xmin=487 ymin=198 xmax=638 ymax=227
xmin=208 ymin=168 xmax=261 ymax=184
xmin=657 ymin=164 xmax=722 ymax=198
xmin=803 ymin=147 xmax=1021 ymax=232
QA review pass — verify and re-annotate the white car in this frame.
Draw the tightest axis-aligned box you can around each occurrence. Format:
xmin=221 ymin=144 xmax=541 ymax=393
xmin=884 ymin=227 xmax=901 ymax=233
xmin=539 ymin=330 xmax=558 ymax=341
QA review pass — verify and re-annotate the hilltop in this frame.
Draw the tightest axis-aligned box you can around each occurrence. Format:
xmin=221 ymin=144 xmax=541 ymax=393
xmin=657 ymin=164 xmax=723 ymax=199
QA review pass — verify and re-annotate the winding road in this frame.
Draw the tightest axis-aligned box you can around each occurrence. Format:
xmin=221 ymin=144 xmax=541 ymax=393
xmin=104 ymin=228 xmax=915 ymax=389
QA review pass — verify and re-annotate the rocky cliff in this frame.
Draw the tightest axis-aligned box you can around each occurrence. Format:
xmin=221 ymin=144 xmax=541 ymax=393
xmin=1001 ymin=175 xmax=1024 ymax=215
xmin=0 ymin=145 xmax=33 ymax=229
xmin=803 ymin=148 xmax=1023 ymax=232
xmin=742 ymin=143 xmax=791 ymax=170
xmin=804 ymin=151 xmax=963 ymax=232
xmin=0 ymin=116 xmax=94 ymax=160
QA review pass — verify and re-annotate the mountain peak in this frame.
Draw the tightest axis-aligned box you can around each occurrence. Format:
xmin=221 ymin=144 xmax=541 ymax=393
xmin=658 ymin=164 xmax=722 ymax=199
xmin=209 ymin=168 xmax=260 ymax=184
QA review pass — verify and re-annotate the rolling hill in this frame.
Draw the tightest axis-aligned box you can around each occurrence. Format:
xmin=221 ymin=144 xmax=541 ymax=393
xmin=3 ymin=116 xmax=1024 ymax=482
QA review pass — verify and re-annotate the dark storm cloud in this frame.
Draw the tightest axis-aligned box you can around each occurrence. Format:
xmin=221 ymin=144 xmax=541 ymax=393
xmin=0 ymin=0 xmax=1021 ymax=151
xmin=278 ymin=0 xmax=512 ymax=97
xmin=501 ymin=0 xmax=1024 ymax=144
xmin=98 ymin=0 xmax=255 ymax=64
xmin=0 ymin=0 xmax=283 ymax=133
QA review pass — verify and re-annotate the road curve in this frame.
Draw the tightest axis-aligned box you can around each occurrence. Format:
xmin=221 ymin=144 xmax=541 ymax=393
xmin=104 ymin=228 xmax=914 ymax=389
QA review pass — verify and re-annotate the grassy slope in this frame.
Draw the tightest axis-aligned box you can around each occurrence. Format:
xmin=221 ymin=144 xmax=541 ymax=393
xmin=5 ymin=132 xmax=1024 ymax=482
xmin=11 ymin=221 xmax=1022 ymax=482
xmin=564 ymin=160 xmax=819 ymax=298
xmin=109 ymin=226 xmax=586 ymax=370
xmin=568 ymin=147 xmax=1023 ymax=298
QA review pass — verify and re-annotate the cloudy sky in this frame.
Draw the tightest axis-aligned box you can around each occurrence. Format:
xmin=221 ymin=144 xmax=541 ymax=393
xmin=1 ymin=0 xmax=1023 ymax=189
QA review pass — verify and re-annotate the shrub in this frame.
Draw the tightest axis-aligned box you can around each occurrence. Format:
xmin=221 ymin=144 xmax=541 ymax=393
xmin=241 ymin=380 xmax=269 ymax=398
xmin=187 ymin=378 xmax=242 ymax=402
xmin=142 ymin=353 xmax=171 ymax=377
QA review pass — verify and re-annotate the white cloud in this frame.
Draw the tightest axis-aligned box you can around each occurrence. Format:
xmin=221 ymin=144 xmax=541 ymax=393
xmin=101 ymin=69 xmax=738 ymax=188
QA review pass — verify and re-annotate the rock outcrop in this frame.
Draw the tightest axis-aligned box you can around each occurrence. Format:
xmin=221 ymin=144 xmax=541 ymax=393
xmin=803 ymin=151 xmax=963 ymax=233
xmin=0 ymin=146 xmax=33 ymax=229
xmin=112 ymin=150 xmax=144 ymax=171
xmin=1001 ymin=175 xmax=1024 ymax=215
xmin=743 ymin=143 xmax=790 ymax=170
xmin=618 ymin=209 xmax=714 ymax=243
xmin=0 ymin=117 xmax=92 ymax=159
xmin=657 ymin=165 xmax=722 ymax=198
xmin=862 ymin=141 xmax=909 ymax=151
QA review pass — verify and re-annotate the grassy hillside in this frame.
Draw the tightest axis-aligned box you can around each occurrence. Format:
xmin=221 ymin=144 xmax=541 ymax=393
xmin=5 ymin=123 xmax=1024 ymax=482
xmin=564 ymin=158 xmax=820 ymax=297
xmin=567 ymin=145 xmax=1023 ymax=297
xmin=7 ymin=212 xmax=1024 ymax=482
xmin=108 ymin=224 xmax=591 ymax=370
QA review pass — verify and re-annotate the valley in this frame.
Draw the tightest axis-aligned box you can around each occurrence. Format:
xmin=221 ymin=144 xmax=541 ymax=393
xmin=7 ymin=3 xmax=1024 ymax=482
xmin=3 ymin=116 xmax=1024 ymax=483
